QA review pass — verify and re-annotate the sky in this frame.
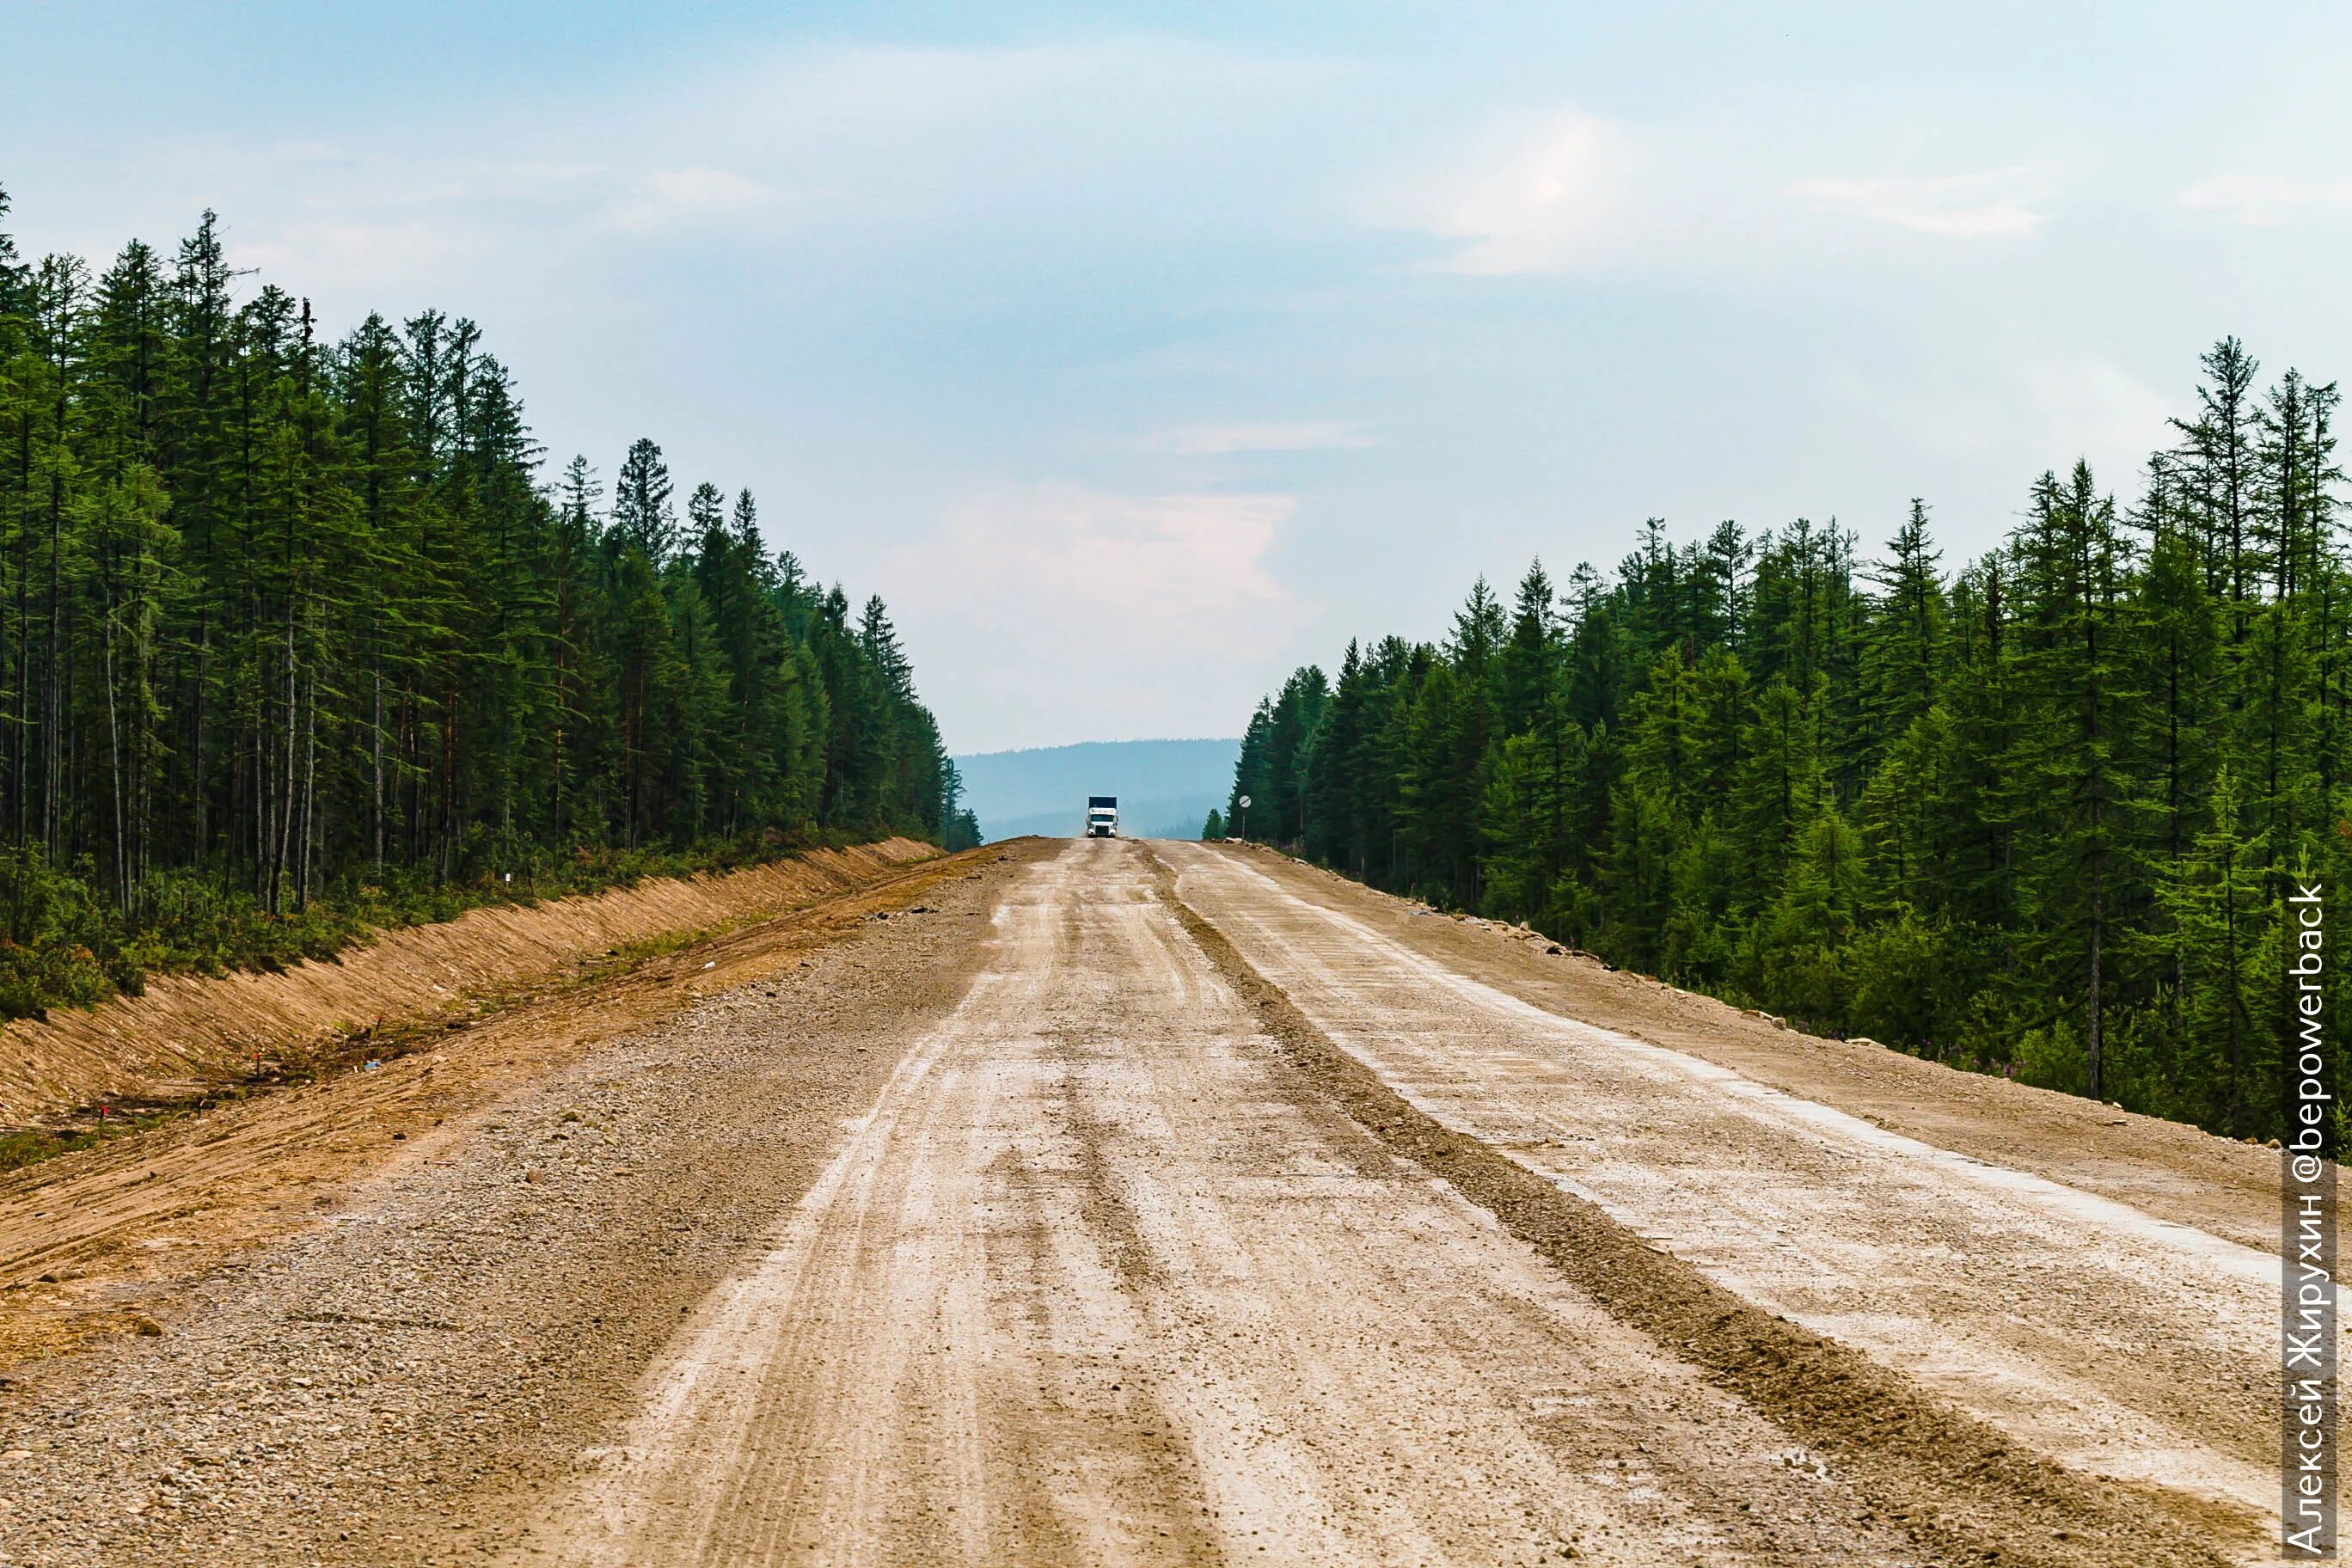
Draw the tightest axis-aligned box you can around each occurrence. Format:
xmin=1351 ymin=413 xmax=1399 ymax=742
xmin=6 ymin=2 xmax=2348 ymax=752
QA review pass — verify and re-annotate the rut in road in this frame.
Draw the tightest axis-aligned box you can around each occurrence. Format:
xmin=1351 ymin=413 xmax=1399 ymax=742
xmin=514 ymin=840 xmax=1935 ymax=1567
xmin=1161 ymin=842 xmax=2278 ymax=1540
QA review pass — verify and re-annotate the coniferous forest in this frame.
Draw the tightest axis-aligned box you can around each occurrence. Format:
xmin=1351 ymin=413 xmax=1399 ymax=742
xmin=0 ymin=190 xmax=976 ymax=1015
xmin=1229 ymin=339 xmax=2347 ymax=1142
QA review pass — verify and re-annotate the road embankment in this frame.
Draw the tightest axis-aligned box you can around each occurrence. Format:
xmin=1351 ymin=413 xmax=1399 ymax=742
xmin=0 ymin=838 xmax=940 ymax=1127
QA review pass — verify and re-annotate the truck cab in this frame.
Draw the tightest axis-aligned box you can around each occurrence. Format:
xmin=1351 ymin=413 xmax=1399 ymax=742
xmin=1085 ymin=796 xmax=1118 ymax=838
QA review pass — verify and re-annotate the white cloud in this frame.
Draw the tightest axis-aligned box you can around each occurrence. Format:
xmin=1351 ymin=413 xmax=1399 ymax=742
xmin=882 ymin=482 xmax=1308 ymax=748
xmin=2177 ymin=171 xmax=2352 ymax=225
xmin=197 ymin=39 xmax=1322 ymax=288
xmin=606 ymin=166 xmax=776 ymax=231
xmin=1785 ymin=167 xmax=2050 ymax=238
xmin=1153 ymin=420 xmax=1374 ymax=455
xmin=1379 ymin=107 xmax=1645 ymax=275
xmin=226 ymin=218 xmax=472 ymax=295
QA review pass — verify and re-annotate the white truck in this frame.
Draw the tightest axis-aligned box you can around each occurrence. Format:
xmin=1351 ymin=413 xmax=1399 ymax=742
xmin=1084 ymin=796 xmax=1118 ymax=838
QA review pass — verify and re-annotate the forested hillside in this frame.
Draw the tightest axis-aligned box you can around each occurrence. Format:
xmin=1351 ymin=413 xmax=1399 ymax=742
xmin=0 ymin=189 xmax=975 ymax=1015
xmin=1229 ymin=338 xmax=2346 ymax=1142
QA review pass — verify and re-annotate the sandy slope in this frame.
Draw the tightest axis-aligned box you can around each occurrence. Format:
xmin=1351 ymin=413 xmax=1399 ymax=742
xmin=0 ymin=838 xmax=939 ymax=1124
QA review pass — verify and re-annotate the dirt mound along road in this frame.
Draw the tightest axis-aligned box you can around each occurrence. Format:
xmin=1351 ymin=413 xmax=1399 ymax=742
xmin=0 ymin=837 xmax=938 ymax=1125
xmin=0 ymin=838 xmax=975 ymax=1377
xmin=0 ymin=837 xmax=2270 ymax=1567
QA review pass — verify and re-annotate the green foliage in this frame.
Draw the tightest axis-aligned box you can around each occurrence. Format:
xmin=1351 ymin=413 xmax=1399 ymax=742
xmin=0 ymin=846 xmax=120 ymax=1017
xmin=0 ymin=192 xmax=970 ymax=1021
xmin=1229 ymin=337 xmax=2349 ymax=1144
xmin=0 ymin=1106 xmax=182 ymax=1174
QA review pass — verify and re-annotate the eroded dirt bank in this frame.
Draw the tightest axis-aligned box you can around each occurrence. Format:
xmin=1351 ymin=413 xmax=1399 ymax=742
xmin=0 ymin=837 xmax=939 ymax=1124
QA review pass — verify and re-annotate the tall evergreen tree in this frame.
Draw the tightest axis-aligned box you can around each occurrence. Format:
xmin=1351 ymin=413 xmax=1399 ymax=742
xmin=611 ymin=438 xmax=676 ymax=566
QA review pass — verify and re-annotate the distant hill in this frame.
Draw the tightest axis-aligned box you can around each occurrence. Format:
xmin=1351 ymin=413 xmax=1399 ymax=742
xmin=953 ymin=738 xmax=1240 ymax=842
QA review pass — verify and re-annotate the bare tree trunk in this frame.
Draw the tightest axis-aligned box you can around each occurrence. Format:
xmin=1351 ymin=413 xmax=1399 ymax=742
xmin=2086 ymin=903 xmax=2104 ymax=1102
xmin=372 ymin=661 xmax=384 ymax=871
xmin=42 ymin=470 xmax=60 ymax=861
xmin=105 ymin=605 xmax=126 ymax=914
xmin=297 ymin=656 xmax=316 ymax=910
xmin=271 ymin=609 xmax=296 ymax=913
xmin=253 ymin=718 xmax=267 ymax=898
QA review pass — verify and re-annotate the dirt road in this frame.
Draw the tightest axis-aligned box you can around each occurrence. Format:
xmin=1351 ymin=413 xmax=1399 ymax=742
xmin=0 ymin=838 xmax=2275 ymax=1566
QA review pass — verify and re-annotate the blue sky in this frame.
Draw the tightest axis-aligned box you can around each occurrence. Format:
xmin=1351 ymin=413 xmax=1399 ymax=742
xmin=7 ymin=2 xmax=2347 ymax=750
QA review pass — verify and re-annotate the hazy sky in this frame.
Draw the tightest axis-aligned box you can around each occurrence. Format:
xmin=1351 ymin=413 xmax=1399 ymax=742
xmin=7 ymin=2 xmax=2346 ymax=750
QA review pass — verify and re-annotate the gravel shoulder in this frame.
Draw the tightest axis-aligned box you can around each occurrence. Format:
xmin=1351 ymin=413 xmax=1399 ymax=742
xmin=0 ymin=839 xmax=1043 ymax=1565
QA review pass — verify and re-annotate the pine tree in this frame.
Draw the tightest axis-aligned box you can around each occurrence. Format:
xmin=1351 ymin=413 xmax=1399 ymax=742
xmin=2171 ymin=337 xmax=2263 ymax=628
xmin=1498 ymin=560 xmax=1558 ymax=738
xmin=612 ymin=438 xmax=676 ymax=566
xmin=2155 ymin=766 xmax=2266 ymax=1132
xmin=1861 ymin=499 xmax=1945 ymax=752
xmin=2007 ymin=463 xmax=2131 ymax=1098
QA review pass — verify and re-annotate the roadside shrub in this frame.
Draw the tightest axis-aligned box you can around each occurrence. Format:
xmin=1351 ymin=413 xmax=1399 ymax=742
xmin=2012 ymin=1020 xmax=2087 ymax=1096
xmin=0 ymin=829 xmax=868 ymax=1025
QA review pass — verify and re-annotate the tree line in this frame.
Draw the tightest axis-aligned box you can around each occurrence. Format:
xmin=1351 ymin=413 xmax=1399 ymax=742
xmin=0 ymin=190 xmax=976 ymax=1014
xmin=1228 ymin=339 xmax=2347 ymax=1142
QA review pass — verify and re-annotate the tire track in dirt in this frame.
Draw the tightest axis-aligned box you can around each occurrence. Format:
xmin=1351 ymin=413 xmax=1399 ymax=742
xmin=0 ymin=842 xmax=1042 ymax=1567
xmin=1154 ymin=844 xmax=2260 ymax=1568
xmin=511 ymin=841 xmax=1968 ymax=1566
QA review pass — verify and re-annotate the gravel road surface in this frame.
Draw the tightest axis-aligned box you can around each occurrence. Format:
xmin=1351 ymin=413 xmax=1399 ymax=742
xmin=0 ymin=837 xmax=2271 ymax=1567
